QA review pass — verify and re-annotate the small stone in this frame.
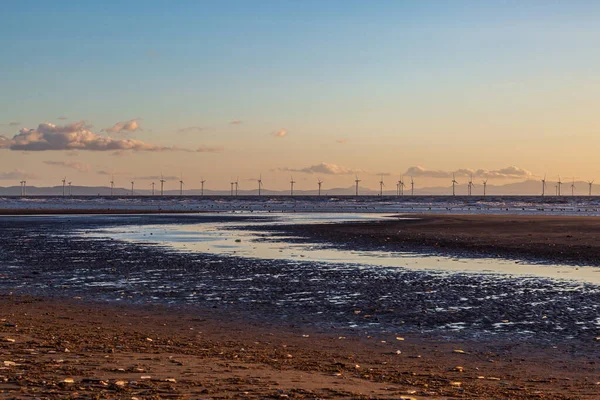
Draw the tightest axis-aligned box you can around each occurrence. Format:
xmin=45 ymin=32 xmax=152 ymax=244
xmin=487 ymin=377 xmax=501 ymax=381
xmin=354 ymin=364 xmax=360 ymax=369
xmin=396 ymin=350 xmax=402 ymax=355
xmin=64 ymin=348 xmax=70 ymax=353
xmin=453 ymin=349 xmax=466 ymax=354
xmin=396 ymin=337 xmax=405 ymax=341
xmin=286 ymin=354 xmax=293 ymax=358
xmin=1 ymin=338 xmax=15 ymax=343
xmin=62 ymin=378 xmax=75 ymax=384
xmin=454 ymin=366 xmax=464 ymax=372
xmin=164 ymin=378 xmax=176 ymax=383
xmin=146 ymin=338 xmax=153 ymax=342
xmin=3 ymin=361 xmax=16 ymax=367
xmin=114 ymin=380 xmax=127 ymax=387
xmin=140 ymin=375 xmax=151 ymax=380
xmin=449 ymin=381 xmax=462 ymax=387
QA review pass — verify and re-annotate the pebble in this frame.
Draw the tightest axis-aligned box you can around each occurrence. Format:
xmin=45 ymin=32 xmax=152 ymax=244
xmin=3 ymin=361 xmax=16 ymax=367
xmin=62 ymin=378 xmax=75 ymax=384
xmin=449 ymin=381 xmax=462 ymax=387
xmin=1 ymin=338 xmax=15 ymax=343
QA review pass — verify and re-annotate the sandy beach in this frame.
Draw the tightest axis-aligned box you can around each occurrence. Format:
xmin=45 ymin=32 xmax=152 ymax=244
xmin=1 ymin=295 xmax=598 ymax=399
xmin=1 ymin=213 xmax=599 ymax=399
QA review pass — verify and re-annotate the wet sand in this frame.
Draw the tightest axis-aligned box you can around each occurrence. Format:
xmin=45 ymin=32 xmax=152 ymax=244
xmin=273 ymin=214 xmax=600 ymax=266
xmin=1 ymin=295 xmax=598 ymax=399
xmin=1 ymin=213 xmax=600 ymax=398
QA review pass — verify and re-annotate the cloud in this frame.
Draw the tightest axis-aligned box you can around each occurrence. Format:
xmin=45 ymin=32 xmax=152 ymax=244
xmin=404 ymin=166 xmax=533 ymax=180
xmin=2 ymin=121 xmax=182 ymax=152
xmin=103 ymin=119 xmax=141 ymax=134
xmin=96 ymin=170 xmax=127 ymax=176
xmin=176 ymin=126 xmax=203 ymax=134
xmin=8 ymin=122 xmax=20 ymax=126
xmin=0 ymin=169 xmax=38 ymax=180
xmin=336 ymin=139 xmax=348 ymax=144
xmin=231 ymin=120 xmax=243 ymax=125
xmin=57 ymin=116 xmax=68 ymax=120
xmin=196 ymin=145 xmax=224 ymax=153
xmin=43 ymin=160 xmax=90 ymax=172
xmin=134 ymin=175 xmax=179 ymax=181
xmin=273 ymin=129 xmax=287 ymax=137
xmin=278 ymin=162 xmax=361 ymax=175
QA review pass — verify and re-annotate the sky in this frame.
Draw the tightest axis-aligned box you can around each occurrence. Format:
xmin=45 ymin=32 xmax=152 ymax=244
xmin=1 ymin=1 xmax=600 ymax=191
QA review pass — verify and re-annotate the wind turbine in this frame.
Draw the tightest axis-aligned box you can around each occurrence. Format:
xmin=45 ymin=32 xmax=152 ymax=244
xmin=396 ymin=179 xmax=401 ymax=196
xmin=571 ymin=177 xmax=575 ymax=196
xmin=68 ymin=181 xmax=72 ymax=196
xmin=62 ymin=177 xmax=66 ymax=197
xmin=20 ymin=180 xmax=26 ymax=197
xmin=151 ymin=182 xmax=155 ymax=196
xmin=557 ymin=175 xmax=562 ymax=196
xmin=317 ymin=179 xmax=323 ymax=196
xmin=451 ymin=173 xmax=458 ymax=196
xmin=410 ymin=177 xmax=414 ymax=196
xmin=482 ymin=179 xmax=488 ymax=197
xmin=399 ymin=176 xmax=405 ymax=195
xmin=131 ymin=181 xmax=134 ymax=196
xmin=354 ymin=175 xmax=361 ymax=196
xmin=235 ymin=176 xmax=239 ymax=196
xmin=179 ymin=174 xmax=184 ymax=196
xmin=379 ymin=175 xmax=385 ymax=196
xmin=588 ymin=180 xmax=594 ymax=196
xmin=200 ymin=177 xmax=206 ymax=196
xmin=160 ymin=174 xmax=166 ymax=196
xmin=110 ymin=175 xmax=115 ymax=196
xmin=230 ymin=179 xmax=235 ymax=196
xmin=467 ymin=174 xmax=475 ymax=196
xmin=541 ymin=174 xmax=546 ymax=197
xmin=290 ymin=176 xmax=295 ymax=196
xmin=257 ymin=174 xmax=263 ymax=196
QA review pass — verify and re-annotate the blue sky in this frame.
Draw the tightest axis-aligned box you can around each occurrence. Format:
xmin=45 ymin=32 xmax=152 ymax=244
xmin=2 ymin=1 xmax=600 ymax=188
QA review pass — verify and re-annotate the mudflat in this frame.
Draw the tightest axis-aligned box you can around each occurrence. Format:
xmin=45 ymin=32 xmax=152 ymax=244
xmin=275 ymin=214 xmax=600 ymax=266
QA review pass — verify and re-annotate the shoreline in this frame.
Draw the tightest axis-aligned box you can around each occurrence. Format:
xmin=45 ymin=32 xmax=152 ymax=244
xmin=1 ymin=294 xmax=598 ymax=399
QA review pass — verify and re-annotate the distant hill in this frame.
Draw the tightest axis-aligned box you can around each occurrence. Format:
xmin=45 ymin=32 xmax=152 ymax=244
xmin=1 ymin=179 xmax=591 ymax=196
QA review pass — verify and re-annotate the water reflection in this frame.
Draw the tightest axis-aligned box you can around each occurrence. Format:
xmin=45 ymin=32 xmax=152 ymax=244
xmin=85 ymin=213 xmax=600 ymax=285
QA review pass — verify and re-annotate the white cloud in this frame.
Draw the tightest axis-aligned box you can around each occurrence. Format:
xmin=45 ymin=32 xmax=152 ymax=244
xmin=278 ymin=162 xmax=361 ymax=175
xmin=176 ymin=126 xmax=203 ymax=134
xmin=404 ymin=165 xmax=533 ymax=180
xmin=2 ymin=121 xmax=182 ymax=152
xmin=104 ymin=119 xmax=141 ymax=134
xmin=43 ymin=160 xmax=91 ymax=172
xmin=273 ymin=129 xmax=287 ymax=137
xmin=0 ymin=169 xmax=38 ymax=180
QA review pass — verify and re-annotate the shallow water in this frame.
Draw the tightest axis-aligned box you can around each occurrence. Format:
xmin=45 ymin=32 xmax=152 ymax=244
xmin=88 ymin=213 xmax=600 ymax=285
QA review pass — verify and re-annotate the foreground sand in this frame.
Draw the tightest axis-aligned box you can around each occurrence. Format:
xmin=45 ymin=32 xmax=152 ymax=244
xmin=1 ymin=295 xmax=598 ymax=399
